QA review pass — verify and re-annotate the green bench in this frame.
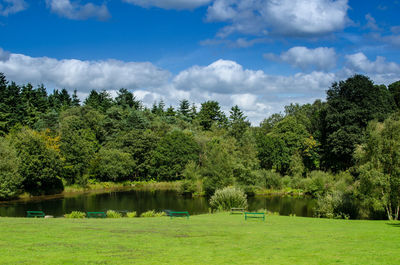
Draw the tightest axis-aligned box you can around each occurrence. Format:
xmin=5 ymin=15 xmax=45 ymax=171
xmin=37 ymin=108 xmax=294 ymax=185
xmin=27 ymin=211 xmax=45 ymax=218
xmin=231 ymin=208 xmax=245 ymax=214
xmin=86 ymin=212 xmax=106 ymax=218
xmin=168 ymin=211 xmax=189 ymax=219
xmin=244 ymin=212 xmax=265 ymax=221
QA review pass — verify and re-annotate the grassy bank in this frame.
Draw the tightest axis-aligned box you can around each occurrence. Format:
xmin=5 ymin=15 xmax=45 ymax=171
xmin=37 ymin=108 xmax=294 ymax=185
xmin=63 ymin=180 xmax=182 ymax=193
xmin=0 ymin=213 xmax=399 ymax=264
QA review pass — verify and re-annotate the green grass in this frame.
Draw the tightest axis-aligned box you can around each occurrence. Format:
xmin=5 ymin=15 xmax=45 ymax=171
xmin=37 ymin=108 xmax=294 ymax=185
xmin=0 ymin=213 xmax=399 ymax=264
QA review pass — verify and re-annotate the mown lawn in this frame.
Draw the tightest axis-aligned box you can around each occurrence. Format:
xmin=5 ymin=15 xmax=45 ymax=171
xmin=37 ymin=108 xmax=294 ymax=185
xmin=0 ymin=213 xmax=399 ymax=264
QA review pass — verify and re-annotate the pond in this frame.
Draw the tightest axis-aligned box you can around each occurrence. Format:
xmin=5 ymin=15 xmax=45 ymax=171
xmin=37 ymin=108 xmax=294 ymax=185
xmin=0 ymin=190 xmax=316 ymax=218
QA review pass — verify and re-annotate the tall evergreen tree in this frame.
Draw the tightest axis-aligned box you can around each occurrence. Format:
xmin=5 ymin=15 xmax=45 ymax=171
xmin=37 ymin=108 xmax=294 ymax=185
xmin=197 ymin=101 xmax=227 ymax=130
xmin=228 ymin=105 xmax=250 ymax=141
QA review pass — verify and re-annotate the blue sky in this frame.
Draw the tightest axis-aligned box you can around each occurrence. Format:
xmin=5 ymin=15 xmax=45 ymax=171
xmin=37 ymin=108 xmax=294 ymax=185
xmin=1 ymin=0 xmax=400 ymax=124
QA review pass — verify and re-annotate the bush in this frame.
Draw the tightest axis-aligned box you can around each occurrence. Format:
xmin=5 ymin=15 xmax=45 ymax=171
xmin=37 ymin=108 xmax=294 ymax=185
xmin=299 ymin=171 xmax=334 ymax=197
xmin=209 ymin=186 xmax=248 ymax=211
xmin=106 ymin=210 xmax=122 ymax=218
xmin=140 ymin=210 xmax=166 ymax=217
xmin=126 ymin=211 xmax=137 ymax=218
xmin=64 ymin=211 xmax=86 ymax=218
xmin=253 ymin=169 xmax=282 ymax=189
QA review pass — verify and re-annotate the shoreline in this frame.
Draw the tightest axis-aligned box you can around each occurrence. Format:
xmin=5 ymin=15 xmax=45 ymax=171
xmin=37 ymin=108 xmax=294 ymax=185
xmin=0 ymin=181 xmax=182 ymax=204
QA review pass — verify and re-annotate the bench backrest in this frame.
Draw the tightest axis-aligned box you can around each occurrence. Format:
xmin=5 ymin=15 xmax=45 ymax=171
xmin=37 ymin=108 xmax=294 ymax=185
xmin=169 ymin=211 xmax=189 ymax=218
xmin=27 ymin=211 xmax=45 ymax=218
xmin=86 ymin=212 xmax=107 ymax=218
xmin=244 ymin=212 xmax=265 ymax=221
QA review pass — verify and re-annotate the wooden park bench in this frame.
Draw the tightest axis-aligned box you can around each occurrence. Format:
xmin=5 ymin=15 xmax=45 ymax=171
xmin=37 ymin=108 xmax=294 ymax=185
xmin=86 ymin=212 xmax=106 ymax=218
xmin=231 ymin=208 xmax=245 ymax=214
xmin=244 ymin=212 xmax=265 ymax=221
xmin=27 ymin=211 xmax=45 ymax=218
xmin=168 ymin=211 xmax=189 ymax=219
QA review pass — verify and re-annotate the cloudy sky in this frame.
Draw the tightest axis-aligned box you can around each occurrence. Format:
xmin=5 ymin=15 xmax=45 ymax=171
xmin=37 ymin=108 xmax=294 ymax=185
xmin=1 ymin=0 xmax=400 ymax=124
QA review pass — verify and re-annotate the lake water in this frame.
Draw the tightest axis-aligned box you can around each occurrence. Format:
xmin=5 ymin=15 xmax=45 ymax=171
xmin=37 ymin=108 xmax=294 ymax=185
xmin=0 ymin=190 xmax=316 ymax=218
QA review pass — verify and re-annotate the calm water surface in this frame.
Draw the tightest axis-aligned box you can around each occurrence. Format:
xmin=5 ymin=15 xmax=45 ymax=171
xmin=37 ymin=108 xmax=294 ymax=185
xmin=0 ymin=190 xmax=316 ymax=217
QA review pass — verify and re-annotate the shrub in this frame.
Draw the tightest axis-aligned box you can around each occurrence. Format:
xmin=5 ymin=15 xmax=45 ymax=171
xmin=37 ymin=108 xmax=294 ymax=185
xmin=140 ymin=210 xmax=166 ymax=217
xmin=106 ymin=210 xmax=122 ymax=218
xmin=126 ymin=211 xmax=137 ymax=218
xmin=299 ymin=171 xmax=334 ymax=197
xmin=209 ymin=186 xmax=248 ymax=211
xmin=64 ymin=211 xmax=86 ymax=218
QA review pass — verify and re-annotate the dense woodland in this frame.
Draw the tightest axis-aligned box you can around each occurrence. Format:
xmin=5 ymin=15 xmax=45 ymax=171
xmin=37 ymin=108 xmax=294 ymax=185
xmin=1 ymin=72 xmax=400 ymax=219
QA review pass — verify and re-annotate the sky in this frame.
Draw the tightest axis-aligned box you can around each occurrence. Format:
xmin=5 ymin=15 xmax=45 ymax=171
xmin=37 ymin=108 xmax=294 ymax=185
xmin=0 ymin=0 xmax=400 ymax=124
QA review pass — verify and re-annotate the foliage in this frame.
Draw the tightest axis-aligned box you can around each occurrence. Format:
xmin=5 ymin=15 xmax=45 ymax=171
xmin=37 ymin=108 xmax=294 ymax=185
xmin=257 ymin=116 xmax=308 ymax=175
xmin=323 ymin=75 xmax=396 ymax=171
xmin=388 ymin=81 xmax=400 ymax=109
xmin=228 ymin=105 xmax=250 ymax=141
xmin=197 ymin=101 xmax=227 ymax=130
xmin=181 ymin=161 xmax=203 ymax=194
xmin=126 ymin=211 xmax=137 ymax=218
xmin=151 ymin=130 xmax=200 ymax=181
xmin=106 ymin=210 xmax=122 ymax=218
xmin=209 ymin=186 xmax=248 ymax=211
xmin=140 ymin=210 xmax=166 ymax=217
xmin=90 ymin=148 xmax=135 ymax=182
xmin=201 ymin=137 xmax=237 ymax=195
xmin=0 ymin=137 xmax=22 ymax=200
xmin=11 ymin=128 xmax=64 ymax=196
xmin=64 ymin=211 xmax=86 ymax=218
xmin=254 ymin=169 xmax=283 ymax=190
xmin=355 ymin=115 xmax=400 ymax=220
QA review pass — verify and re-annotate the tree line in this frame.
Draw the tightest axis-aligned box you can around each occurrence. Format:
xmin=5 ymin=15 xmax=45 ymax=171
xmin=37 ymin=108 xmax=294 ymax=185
xmin=1 ymin=73 xmax=400 ymax=219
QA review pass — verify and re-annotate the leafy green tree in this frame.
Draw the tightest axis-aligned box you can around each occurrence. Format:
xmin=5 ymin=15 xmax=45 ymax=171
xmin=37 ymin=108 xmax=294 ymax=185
xmin=324 ymin=75 xmax=396 ymax=171
xmin=89 ymin=148 xmax=135 ymax=182
xmin=356 ymin=115 xmax=400 ymax=220
xmin=201 ymin=137 xmax=237 ymax=195
xmin=388 ymin=80 xmax=400 ymax=109
xmin=110 ymin=129 xmax=158 ymax=180
xmin=59 ymin=109 xmax=100 ymax=185
xmin=0 ymin=137 xmax=23 ymax=200
xmin=152 ymin=130 xmax=200 ymax=181
xmin=259 ymin=113 xmax=284 ymax=134
xmin=11 ymin=128 xmax=64 ymax=196
xmin=257 ymin=116 xmax=308 ymax=175
xmin=197 ymin=101 xmax=227 ymax=130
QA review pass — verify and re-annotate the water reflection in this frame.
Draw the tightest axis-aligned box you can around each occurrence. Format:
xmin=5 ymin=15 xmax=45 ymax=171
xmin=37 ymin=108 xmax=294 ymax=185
xmin=0 ymin=190 xmax=316 ymax=217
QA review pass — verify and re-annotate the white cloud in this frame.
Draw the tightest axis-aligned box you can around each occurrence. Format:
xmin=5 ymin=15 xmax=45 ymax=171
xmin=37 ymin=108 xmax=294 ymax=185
xmin=0 ymin=52 xmax=171 ymax=91
xmin=122 ymin=0 xmax=211 ymax=10
xmin=345 ymin=52 xmax=400 ymax=74
xmin=365 ymin=13 xmax=380 ymax=31
xmin=45 ymin=0 xmax=110 ymax=20
xmin=0 ymin=0 xmax=27 ymax=16
xmin=206 ymin=0 xmax=349 ymax=37
xmin=0 ymin=48 xmax=10 ymax=61
xmin=265 ymin=46 xmax=337 ymax=71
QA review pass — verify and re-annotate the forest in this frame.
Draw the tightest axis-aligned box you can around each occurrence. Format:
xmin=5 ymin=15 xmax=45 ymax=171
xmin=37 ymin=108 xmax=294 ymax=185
xmin=1 ymin=72 xmax=400 ymax=220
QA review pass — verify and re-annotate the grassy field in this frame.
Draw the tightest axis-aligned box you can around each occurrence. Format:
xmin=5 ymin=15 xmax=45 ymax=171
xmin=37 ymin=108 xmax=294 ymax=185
xmin=0 ymin=213 xmax=399 ymax=264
